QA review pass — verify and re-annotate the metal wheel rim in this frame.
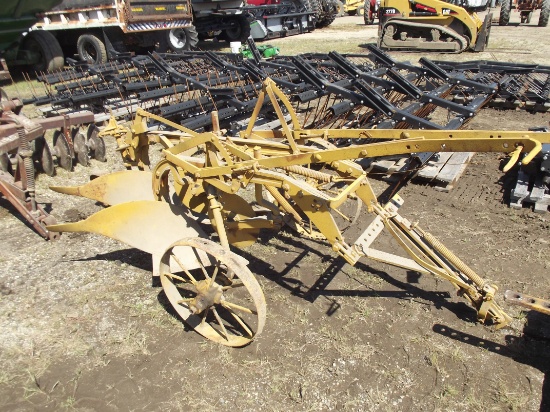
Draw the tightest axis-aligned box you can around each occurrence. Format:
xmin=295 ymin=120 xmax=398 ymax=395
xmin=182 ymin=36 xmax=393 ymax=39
xmin=160 ymin=237 xmax=266 ymax=347
xmin=82 ymin=42 xmax=98 ymax=64
xmin=168 ymin=29 xmax=188 ymax=49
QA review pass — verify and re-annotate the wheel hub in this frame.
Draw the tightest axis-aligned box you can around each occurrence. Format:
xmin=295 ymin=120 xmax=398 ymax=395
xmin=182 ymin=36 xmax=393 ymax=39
xmin=189 ymin=279 xmax=223 ymax=314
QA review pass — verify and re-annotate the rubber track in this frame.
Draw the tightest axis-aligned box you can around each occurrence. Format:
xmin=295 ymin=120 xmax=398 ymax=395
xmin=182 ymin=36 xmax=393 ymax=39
xmin=381 ymin=20 xmax=469 ymax=53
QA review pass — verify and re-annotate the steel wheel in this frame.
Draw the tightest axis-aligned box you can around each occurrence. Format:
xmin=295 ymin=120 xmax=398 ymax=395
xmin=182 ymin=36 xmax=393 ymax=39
xmin=160 ymin=237 xmax=266 ymax=347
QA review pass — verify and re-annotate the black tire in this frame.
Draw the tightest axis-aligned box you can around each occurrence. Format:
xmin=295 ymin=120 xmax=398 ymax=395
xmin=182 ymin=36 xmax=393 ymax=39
xmin=357 ymin=5 xmax=365 ymax=16
xmin=222 ymin=16 xmax=252 ymax=43
xmin=309 ymin=0 xmax=322 ymax=25
xmin=363 ymin=1 xmax=371 ymax=23
xmin=77 ymin=34 xmax=107 ymax=65
xmin=23 ymin=30 xmax=64 ymax=72
xmin=539 ymin=0 xmax=550 ymax=27
xmin=165 ymin=27 xmax=199 ymax=52
xmin=316 ymin=0 xmax=338 ymax=27
xmin=499 ymin=0 xmax=511 ymax=25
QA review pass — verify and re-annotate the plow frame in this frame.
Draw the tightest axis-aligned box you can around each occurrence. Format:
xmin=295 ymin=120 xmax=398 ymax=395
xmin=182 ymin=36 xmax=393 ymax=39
xmin=50 ymin=77 xmax=550 ymax=345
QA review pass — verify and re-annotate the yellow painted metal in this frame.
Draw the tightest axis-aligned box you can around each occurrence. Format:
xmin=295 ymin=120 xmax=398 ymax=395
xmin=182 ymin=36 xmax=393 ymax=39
xmin=160 ymin=237 xmax=266 ymax=347
xmin=52 ymin=78 xmax=550 ymax=342
xmin=47 ymin=200 xmax=207 ymax=276
xmin=378 ymin=0 xmax=486 ymax=50
xmin=504 ymin=290 xmax=550 ymax=315
xmin=50 ymin=170 xmax=155 ymax=205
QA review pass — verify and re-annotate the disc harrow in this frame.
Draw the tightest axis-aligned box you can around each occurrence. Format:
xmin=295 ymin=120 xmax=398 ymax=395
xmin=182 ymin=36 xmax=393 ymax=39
xmin=0 ymin=93 xmax=101 ymax=238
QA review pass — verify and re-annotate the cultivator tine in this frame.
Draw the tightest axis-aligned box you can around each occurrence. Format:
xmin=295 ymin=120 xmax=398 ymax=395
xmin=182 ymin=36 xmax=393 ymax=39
xmin=50 ymin=170 xmax=156 ymax=205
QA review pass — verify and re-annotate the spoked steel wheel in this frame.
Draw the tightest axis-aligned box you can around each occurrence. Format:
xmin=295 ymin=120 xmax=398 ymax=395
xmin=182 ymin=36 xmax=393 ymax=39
xmin=160 ymin=237 xmax=266 ymax=347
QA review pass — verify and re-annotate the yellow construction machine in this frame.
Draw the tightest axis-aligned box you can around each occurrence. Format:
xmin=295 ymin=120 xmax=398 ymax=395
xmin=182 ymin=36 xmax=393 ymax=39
xmin=48 ymin=79 xmax=550 ymax=347
xmin=377 ymin=0 xmax=492 ymax=52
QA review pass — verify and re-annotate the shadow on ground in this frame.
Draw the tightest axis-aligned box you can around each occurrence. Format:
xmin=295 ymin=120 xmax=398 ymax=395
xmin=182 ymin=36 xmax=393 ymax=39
xmin=433 ymin=313 xmax=550 ymax=412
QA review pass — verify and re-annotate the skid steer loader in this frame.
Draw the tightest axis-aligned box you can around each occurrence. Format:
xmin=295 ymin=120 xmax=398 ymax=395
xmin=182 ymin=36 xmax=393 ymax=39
xmin=377 ymin=0 xmax=492 ymax=52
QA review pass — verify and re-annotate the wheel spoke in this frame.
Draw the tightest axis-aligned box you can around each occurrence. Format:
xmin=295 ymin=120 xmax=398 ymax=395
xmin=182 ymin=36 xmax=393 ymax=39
xmin=226 ymin=306 xmax=253 ymax=337
xmin=200 ymin=307 xmax=210 ymax=327
xmin=163 ymin=272 xmax=189 ymax=283
xmin=212 ymin=307 xmax=229 ymax=341
xmin=192 ymin=247 xmax=211 ymax=280
xmin=221 ymin=300 xmax=257 ymax=315
xmin=222 ymin=281 xmax=245 ymax=290
xmin=171 ymin=253 xmax=198 ymax=285
xmin=209 ymin=261 xmax=221 ymax=288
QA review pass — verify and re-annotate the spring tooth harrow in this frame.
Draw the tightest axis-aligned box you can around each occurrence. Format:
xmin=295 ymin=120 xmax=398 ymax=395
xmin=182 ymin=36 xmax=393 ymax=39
xmin=30 ymin=45 xmax=504 ymax=133
xmin=46 ymin=78 xmax=550 ymax=346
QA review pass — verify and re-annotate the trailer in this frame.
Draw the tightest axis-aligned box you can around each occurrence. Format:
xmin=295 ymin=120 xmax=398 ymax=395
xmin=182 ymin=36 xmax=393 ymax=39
xmin=29 ymin=0 xmax=195 ymax=66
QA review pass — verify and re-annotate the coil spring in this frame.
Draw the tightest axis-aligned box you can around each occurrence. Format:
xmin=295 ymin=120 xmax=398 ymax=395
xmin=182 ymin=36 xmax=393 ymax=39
xmin=420 ymin=229 xmax=485 ymax=288
xmin=283 ymin=164 xmax=333 ymax=182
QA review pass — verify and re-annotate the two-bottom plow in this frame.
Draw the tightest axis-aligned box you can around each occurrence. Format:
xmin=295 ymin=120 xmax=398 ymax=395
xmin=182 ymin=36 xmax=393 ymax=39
xmin=48 ymin=78 xmax=550 ymax=346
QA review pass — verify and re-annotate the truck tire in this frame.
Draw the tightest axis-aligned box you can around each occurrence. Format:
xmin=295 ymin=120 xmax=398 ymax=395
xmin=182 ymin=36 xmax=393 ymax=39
xmin=499 ymin=0 xmax=511 ymax=25
xmin=315 ymin=0 xmax=338 ymax=27
xmin=222 ymin=16 xmax=252 ymax=43
xmin=23 ymin=31 xmax=64 ymax=72
xmin=357 ymin=5 xmax=365 ymax=16
xmin=166 ymin=27 xmax=199 ymax=52
xmin=539 ymin=0 xmax=550 ymax=27
xmin=77 ymin=34 xmax=107 ymax=65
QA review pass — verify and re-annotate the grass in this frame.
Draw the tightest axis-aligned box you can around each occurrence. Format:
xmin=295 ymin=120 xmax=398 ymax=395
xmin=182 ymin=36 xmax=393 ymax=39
xmin=250 ymin=28 xmax=376 ymax=55
xmin=491 ymin=379 xmax=529 ymax=411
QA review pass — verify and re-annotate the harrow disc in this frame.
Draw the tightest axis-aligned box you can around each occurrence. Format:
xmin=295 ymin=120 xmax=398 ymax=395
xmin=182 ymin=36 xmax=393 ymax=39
xmin=160 ymin=237 xmax=266 ymax=347
xmin=32 ymin=136 xmax=55 ymax=176
xmin=73 ymin=131 xmax=90 ymax=166
xmin=87 ymin=124 xmax=106 ymax=162
xmin=53 ymin=130 xmax=73 ymax=171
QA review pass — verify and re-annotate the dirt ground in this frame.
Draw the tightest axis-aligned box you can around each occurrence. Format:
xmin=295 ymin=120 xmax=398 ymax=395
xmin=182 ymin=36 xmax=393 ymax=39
xmin=1 ymin=12 xmax=550 ymax=412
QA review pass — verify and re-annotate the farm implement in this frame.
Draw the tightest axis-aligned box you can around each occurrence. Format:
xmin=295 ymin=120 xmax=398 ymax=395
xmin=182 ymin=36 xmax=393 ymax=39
xmin=0 ymin=85 xmax=100 ymax=239
xmin=4 ymin=44 xmax=550 ymax=238
xmin=47 ymin=78 xmax=550 ymax=346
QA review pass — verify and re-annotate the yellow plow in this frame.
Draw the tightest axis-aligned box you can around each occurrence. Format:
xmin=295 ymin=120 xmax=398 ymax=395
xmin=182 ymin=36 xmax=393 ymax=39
xmin=48 ymin=78 xmax=550 ymax=347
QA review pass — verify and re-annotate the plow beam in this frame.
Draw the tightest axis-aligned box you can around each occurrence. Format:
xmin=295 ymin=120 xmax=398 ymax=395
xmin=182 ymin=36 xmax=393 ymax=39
xmin=47 ymin=200 xmax=208 ymax=276
xmin=504 ymin=290 xmax=550 ymax=316
xmin=50 ymin=170 xmax=155 ymax=206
